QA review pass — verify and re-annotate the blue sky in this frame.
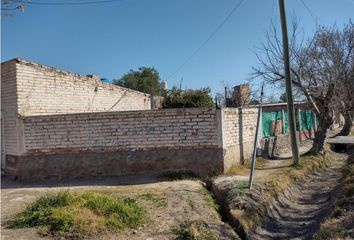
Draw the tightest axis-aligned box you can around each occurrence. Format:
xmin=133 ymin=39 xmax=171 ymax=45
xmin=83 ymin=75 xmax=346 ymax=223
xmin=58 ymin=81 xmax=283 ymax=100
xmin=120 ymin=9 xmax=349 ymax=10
xmin=1 ymin=0 xmax=353 ymax=97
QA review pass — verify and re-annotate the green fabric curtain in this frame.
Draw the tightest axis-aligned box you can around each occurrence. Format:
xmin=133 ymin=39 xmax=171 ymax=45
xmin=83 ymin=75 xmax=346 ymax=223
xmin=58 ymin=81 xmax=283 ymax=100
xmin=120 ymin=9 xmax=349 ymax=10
xmin=300 ymin=111 xmax=313 ymax=130
xmin=262 ymin=110 xmax=313 ymax=138
xmin=283 ymin=111 xmax=289 ymax=134
xmin=262 ymin=111 xmax=282 ymax=137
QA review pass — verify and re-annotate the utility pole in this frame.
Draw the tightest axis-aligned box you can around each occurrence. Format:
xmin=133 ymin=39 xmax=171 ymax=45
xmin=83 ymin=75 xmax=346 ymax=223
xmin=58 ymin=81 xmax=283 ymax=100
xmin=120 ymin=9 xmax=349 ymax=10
xmin=278 ymin=0 xmax=300 ymax=165
xmin=224 ymin=86 xmax=228 ymax=107
xmin=249 ymin=84 xmax=264 ymax=189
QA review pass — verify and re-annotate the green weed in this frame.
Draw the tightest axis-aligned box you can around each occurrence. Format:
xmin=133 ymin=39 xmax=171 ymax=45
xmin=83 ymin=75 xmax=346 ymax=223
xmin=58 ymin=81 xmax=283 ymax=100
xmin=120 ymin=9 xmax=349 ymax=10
xmin=8 ymin=191 xmax=145 ymax=238
xmin=139 ymin=193 xmax=167 ymax=207
xmin=201 ymin=188 xmax=219 ymax=215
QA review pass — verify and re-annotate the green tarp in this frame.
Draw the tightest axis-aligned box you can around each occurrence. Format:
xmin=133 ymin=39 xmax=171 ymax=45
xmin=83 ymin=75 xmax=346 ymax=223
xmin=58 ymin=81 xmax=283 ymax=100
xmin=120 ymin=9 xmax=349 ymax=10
xmin=262 ymin=111 xmax=282 ymax=138
xmin=262 ymin=110 xmax=313 ymax=138
xmin=300 ymin=111 xmax=313 ymax=131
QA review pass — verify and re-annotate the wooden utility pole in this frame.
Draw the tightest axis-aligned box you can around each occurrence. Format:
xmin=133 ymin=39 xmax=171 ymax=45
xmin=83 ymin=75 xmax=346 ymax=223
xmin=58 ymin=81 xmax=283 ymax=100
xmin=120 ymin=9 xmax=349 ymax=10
xmin=278 ymin=0 xmax=300 ymax=165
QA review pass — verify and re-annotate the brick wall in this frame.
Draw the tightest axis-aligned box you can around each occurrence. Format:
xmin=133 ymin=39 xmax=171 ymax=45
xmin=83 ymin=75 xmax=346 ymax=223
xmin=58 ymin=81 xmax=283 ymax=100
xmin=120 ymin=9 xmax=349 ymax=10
xmin=222 ymin=108 xmax=242 ymax=147
xmin=22 ymin=108 xmax=218 ymax=154
xmin=11 ymin=59 xmax=151 ymax=116
xmin=221 ymin=108 xmax=258 ymax=167
xmin=4 ymin=107 xmax=260 ymax=180
xmin=241 ymin=108 xmax=258 ymax=160
xmin=1 ymin=59 xmax=261 ymax=179
xmin=241 ymin=108 xmax=258 ymax=145
xmin=1 ymin=60 xmax=20 ymax=156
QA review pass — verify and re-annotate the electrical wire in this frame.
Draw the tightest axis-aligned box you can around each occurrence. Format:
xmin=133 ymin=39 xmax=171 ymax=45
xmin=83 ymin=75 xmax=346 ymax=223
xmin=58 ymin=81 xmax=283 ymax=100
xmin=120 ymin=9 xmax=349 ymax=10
xmin=22 ymin=0 xmax=126 ymax=6
xmin=300 ymin=0 xmax=318 ymax=24
xmin=1 ymin=6 xmax=20 ymax=10
xmin=165 ymin=0 xmax=245 ymax=81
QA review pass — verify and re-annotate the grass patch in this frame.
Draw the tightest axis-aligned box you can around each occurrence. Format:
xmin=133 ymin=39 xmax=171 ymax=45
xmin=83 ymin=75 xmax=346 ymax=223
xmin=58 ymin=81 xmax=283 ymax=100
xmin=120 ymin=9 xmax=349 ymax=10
xmin=8 ymin=191 xmax=145 ymax=239
xmin=172 ymin=219 xmax=217 ymax=240
xmin=227 ymin=157 xmax=271 ymax=176
xmin=139 ymin=193 xmax=167 ymax=207
xmin=200 ymin=188 xmax=219 ymax=217
xmin=230 ymin=180 xmax=249 ymax=196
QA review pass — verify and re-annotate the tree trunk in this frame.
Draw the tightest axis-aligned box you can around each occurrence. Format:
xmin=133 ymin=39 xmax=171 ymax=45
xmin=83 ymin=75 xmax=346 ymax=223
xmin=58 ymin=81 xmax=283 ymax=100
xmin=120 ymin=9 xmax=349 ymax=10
xmin=310 ymin=112 xmax=333 ymax=154
xmin=335 ymin=112 xmax=353 ymax=136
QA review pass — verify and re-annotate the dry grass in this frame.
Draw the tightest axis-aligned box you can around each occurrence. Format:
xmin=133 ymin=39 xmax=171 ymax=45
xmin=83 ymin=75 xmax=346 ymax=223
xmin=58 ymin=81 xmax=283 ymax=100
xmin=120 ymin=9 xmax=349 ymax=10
xmin=226 ymin=148 xmax=336 ymax=233
xmin=227 ymin=157 xmax=269 ymax=176
xmin=262 ymin=153 xmax=329 ymax=195
xmin=313 ymin=146 xmax=354 ymax=240
xmin=172 ymin=219 xmax=218 ymax=240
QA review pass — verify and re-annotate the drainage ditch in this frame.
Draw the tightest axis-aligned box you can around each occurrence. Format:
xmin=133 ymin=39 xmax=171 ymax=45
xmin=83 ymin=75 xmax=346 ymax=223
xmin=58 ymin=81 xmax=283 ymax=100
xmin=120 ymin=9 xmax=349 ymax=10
xmin=204 ymin=180 xmax=249 ymax=240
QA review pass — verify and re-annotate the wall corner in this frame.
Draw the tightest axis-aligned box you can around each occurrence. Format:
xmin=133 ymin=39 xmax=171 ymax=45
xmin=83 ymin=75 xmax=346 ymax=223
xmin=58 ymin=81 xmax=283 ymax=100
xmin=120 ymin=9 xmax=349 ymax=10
xmin=16 ymin=117 xmax=26 ymax=155
xmin=216 ymin=108 xmax=224 ymax=149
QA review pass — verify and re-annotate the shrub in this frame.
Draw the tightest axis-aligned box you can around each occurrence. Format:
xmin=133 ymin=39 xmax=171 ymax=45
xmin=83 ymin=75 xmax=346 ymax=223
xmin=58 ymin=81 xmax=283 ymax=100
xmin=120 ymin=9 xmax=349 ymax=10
xmin=163 ymin=86 xmax=214 ymax=108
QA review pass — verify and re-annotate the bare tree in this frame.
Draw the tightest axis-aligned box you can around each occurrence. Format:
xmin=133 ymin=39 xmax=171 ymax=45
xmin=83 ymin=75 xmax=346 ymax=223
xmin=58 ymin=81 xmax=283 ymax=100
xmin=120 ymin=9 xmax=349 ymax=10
xmin=304 ymin=23 xmax=353 ymax=144
xmin=252 ymin=19 xmax=354 ymax=154
xmin=332 ymin=23 xmax=354 ymax=137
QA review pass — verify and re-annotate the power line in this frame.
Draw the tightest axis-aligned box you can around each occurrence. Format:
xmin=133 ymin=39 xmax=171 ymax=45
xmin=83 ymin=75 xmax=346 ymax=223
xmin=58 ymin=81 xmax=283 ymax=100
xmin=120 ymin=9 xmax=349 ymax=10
xmin=300 ymin=0 xmax=318 ymax=24
xmin=22 ymin=0 xmax=125 ymax=6
xmin=1 ymin=6 xmax=20 ymax=10
xmin=166 ymin=0 xmax=245 ymax=81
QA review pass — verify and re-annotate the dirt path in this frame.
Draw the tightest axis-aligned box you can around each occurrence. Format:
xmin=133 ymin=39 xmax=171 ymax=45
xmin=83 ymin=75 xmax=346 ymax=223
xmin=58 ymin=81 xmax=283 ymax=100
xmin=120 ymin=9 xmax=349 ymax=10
xmin=250 ymin=160 xmax=345 ymax=240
